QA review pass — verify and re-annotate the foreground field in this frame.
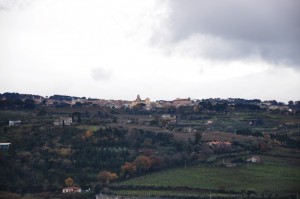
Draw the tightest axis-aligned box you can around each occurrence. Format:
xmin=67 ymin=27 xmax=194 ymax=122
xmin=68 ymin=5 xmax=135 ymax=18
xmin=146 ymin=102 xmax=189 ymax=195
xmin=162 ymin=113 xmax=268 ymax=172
xmin=113 ymin=189 xmax=240 ymax=198
xmin=113 ymin=155 xmax=300 ymax=195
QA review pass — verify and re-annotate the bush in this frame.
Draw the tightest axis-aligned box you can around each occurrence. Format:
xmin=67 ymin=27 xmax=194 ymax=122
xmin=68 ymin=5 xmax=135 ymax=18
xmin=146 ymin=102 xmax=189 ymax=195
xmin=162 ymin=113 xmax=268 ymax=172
xmin=206 ymin=155 xmax=217 ymax=163
xmin=0 ymin=192 xmax=22 ymax=199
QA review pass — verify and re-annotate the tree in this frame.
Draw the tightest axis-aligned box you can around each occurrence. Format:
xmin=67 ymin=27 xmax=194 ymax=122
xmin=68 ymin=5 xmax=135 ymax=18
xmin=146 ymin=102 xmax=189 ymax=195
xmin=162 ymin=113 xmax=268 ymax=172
xmin=94 ymin=183 xmax=102 ymax=194
xmin=74 ymin=102 xmax=82 ymax=107
xmin=83 ymin=130 xmax=93 ymax=139
xmin=24 ymin=98 xmax=36 ymax=109
xmin=134 ymin=155 xmax=152 ymax=173
xmin=259 ymin=141 xmax=270 ymax=152
xmin=194 ymin=132 xmax=202 ymax=144
xmin=288 ymin=101 xmax=294 ymax=106
xmin=64 ymin=177 xmax=74 ymax=186
xmin=37 ymin=109 xmax=47 ymax=116
xmin=150 ymin=156 xmax=164 ymax=170
xmin=120 ymin=162 xmax=136 ymax=178
xmin=97 ymin=171 xmax=118 ymax=185
xmin=60 ymin=148 xmax=72 ymax=157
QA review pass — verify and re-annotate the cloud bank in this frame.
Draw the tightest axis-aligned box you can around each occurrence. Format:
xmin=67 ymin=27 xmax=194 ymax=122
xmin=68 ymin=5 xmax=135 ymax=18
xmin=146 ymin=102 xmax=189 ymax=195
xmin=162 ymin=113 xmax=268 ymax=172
xmin=153 ymin=0 xmax=300 ymax=68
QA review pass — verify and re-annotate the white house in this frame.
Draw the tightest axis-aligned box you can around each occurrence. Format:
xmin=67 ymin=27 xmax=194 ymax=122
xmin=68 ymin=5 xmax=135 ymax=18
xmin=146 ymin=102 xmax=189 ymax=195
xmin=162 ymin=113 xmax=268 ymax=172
xmin=62 ymin=187 xmax=81 ymax=193
xmin=9 ymin=120 xmax=21 ymax=126
xmin=0 ymin=143 xmax=11 ymax=150
xmin=205 ymin=120 xmax=213 ymax=125
xmin=247 ymin=156 xmax=261 ymax=163
xmin=161 ymin=114 xmax=173 ymax=119
xmin=54 ymin=117 xmax=72 ymax=126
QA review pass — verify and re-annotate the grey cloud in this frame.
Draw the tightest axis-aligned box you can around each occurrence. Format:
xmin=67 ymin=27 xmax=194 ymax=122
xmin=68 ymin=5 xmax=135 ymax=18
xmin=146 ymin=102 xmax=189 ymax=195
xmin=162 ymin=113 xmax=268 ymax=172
xmin=156 ymin=0 xmax=300 ymax=67
xmin=91 ymin=67 xmax=112 ymax=81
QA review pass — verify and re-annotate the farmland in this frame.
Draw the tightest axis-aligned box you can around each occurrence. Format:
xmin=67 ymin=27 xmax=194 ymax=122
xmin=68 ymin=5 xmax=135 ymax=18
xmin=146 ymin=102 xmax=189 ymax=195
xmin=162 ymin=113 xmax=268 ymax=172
xmin=113 ymin=155 xmax=300 ymax=194
xmin=0 ymin=98 xmax=300 ymax=198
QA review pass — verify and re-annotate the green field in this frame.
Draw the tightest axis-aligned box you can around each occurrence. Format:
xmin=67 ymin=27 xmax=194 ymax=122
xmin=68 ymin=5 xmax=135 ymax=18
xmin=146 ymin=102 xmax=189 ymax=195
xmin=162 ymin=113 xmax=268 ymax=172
xmin=113 ymin=189 xmax=240 ymax=198
xmin=114 ymin=155 xmax=300 ymax=193
xmin=179 ymin=111 xmax=300 ymax=134
xmin=77 ymin=125 xmax=101 ymax=131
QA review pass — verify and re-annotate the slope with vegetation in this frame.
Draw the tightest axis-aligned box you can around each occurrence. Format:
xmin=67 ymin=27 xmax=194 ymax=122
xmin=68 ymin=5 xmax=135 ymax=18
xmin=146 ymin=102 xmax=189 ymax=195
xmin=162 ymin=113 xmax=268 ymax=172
xmin=0 ymin=97 xmax=299 ymax=198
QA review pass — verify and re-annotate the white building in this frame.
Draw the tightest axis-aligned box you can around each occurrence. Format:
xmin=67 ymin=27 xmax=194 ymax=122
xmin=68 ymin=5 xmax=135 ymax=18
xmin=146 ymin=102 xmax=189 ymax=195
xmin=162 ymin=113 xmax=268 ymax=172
xmin=130 ymin=95 xmax=152 ymax=110
xmin=0 ymin=143 xmax=11 ymax=150
xmin=54 ymin=117 xmax=72 ymax=126
xmin=247 ymin=156 xmax=261 ymax=163
xmin=9 ymin=120 xmax=21 ymax=126
xmin=62 ymin=187 xmax=81 ymax=193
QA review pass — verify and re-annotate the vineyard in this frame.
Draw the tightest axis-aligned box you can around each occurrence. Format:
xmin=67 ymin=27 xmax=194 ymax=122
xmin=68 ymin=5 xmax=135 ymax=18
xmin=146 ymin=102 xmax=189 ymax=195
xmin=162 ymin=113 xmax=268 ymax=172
xmin=111 ymin=154 xmax=300 ymax=197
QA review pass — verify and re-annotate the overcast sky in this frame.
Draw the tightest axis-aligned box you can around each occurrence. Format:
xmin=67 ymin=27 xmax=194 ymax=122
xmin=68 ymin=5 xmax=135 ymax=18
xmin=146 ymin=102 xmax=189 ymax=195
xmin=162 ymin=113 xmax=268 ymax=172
xmin=0 ymin=0 xmax=299 ymax=102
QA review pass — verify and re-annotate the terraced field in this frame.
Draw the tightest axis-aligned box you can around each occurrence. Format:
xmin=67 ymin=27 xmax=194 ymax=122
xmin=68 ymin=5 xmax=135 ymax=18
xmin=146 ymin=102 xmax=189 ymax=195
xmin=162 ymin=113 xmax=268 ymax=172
xmin=112 ymin=154 xmax=300 ymax=197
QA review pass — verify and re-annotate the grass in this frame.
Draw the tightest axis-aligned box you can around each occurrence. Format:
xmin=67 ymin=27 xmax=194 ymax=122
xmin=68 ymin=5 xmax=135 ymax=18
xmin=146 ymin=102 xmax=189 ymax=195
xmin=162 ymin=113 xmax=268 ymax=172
xmin=0 ymin=110 xmax=34 ymax=123
xmin=114 ymin=155 xmax=300 ymax=193
xmin=77 ymin=125 xmax=100 ymax=131
xmin=173 ymin=131 xmax=259 ymax=143
xmin=113 ymin=189 xmax=198 ymax=197
xmin=178 ymin=111 xmax=300 ymax=133
xmin=113 ymin=189 xmax=239 ymax=198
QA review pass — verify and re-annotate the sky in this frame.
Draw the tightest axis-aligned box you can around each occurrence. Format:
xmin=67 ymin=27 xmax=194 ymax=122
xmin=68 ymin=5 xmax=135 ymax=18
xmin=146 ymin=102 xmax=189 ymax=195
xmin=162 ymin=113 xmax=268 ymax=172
xmin=0 ymin=0 xmax=299 ymax=102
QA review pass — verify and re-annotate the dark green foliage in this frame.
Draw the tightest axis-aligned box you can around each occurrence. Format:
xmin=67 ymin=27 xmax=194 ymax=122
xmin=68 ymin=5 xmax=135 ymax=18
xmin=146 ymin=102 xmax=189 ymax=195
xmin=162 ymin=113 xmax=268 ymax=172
xmin=194 ymin=132 xmax=202 ymax=144
xmin=0 ymin=119 xmax=179 ymax=194
xmin=0 ymin=98 xmax=36 ymax=110
xmin=234 ymin=103 xmax=261 ymax=110
xmin=37 ymin=109 xmax=47 ymax=116
xmin=0 ymin=125 xmax=128 ymax=192
xmin=0 ymin=103 xmax=299 ymax=197
xmin=236 ymin=128 xmax=252 ymax=136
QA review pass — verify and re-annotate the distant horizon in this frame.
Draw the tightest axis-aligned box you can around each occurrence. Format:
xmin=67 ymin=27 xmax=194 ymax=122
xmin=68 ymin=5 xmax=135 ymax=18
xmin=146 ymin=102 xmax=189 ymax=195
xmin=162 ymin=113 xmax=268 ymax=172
xmin=1 ymin=90 xmax=297 ymax=103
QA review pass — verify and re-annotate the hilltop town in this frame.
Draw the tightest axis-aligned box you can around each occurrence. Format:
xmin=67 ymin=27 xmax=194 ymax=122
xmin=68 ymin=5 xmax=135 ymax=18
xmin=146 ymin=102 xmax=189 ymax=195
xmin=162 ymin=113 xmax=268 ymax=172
xmin=1 ymin=92 xmax=300 ymax=113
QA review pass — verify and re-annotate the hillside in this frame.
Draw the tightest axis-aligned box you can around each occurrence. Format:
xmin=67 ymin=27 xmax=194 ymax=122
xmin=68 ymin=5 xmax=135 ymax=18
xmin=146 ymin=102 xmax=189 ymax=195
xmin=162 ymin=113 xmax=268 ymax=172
xmin=0 ymin=105 xmax=299 ymax=198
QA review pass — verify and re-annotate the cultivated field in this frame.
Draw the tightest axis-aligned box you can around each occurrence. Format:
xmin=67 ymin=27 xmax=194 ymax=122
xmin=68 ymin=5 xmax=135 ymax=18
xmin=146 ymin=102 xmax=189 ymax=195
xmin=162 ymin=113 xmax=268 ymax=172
xmin=113 ymin=154 xmax=300 ymax=196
